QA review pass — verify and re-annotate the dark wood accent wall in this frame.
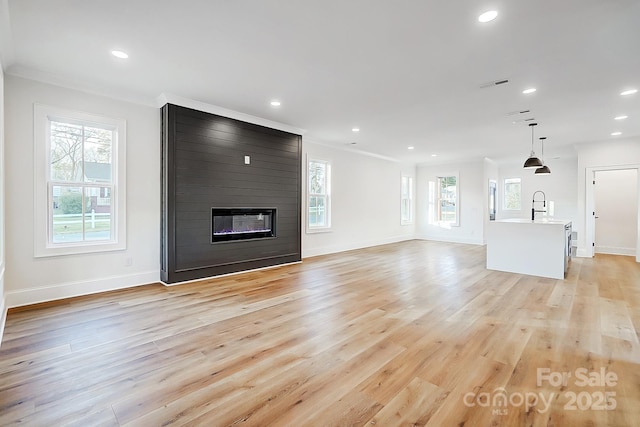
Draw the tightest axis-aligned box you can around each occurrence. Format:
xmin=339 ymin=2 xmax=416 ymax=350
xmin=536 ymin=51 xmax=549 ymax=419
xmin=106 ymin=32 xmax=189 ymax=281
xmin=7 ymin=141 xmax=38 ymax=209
xmin=161 ymin=104 xmax=301 ymax=284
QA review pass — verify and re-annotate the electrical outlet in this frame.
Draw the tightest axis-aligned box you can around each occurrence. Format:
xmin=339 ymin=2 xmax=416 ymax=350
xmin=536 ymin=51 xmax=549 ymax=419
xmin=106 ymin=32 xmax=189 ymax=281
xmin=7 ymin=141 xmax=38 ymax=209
xmin=125 ymin=256 xmax=133 ymax=266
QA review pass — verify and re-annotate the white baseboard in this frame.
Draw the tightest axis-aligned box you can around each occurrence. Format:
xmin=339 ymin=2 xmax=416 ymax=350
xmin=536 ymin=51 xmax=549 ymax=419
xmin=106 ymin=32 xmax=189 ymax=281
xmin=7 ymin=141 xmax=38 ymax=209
xmin=575 ymin=248 xmax=589 ymax=258
xmin=0 ymin=266 xmax=6 ymax=347
xmin=0 ymin=295 xmax=5 ymax=348
xmin=417 ymin=235 xmax=485 ymax=246
xmin=5 ymin=270 xmax=159 ymax=309
xmin=595 ymin=246 xmax=636 ymax=256
xmin=302 ymin=235 xmax=415 ymax=259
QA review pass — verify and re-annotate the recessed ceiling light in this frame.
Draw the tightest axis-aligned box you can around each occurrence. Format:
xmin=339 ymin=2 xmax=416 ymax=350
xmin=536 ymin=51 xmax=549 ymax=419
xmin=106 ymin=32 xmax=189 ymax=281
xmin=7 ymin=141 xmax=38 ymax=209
xmin=522 ymin=88 xmax=537 ymax=94
xmin=270 ymin=100 xmax=281 ymax=107
xmin=408 ymin=146 xmax=415 ymax=150
xmin=614 ymin=115 xmax=628 ymax=120
xmin=478 ymin=11 xmax=498 ymax=23
xmin=611 ymin=132 xmax=622 ymax=136
xmin=620 ymin=89 xmax=637 ymax=96
xmin=111 ymin=50 xmax=129 ymax=59
xmin=431 ymin=154 xmax=438 ymax=157
xmin=352 ymin=127 xmax=360 ymax=132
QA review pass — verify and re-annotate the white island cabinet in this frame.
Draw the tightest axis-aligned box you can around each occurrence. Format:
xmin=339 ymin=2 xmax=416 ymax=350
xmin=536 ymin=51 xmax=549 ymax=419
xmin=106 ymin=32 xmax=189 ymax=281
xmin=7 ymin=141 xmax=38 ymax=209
xmin=486 ymin=219 xmax=571 ymax=280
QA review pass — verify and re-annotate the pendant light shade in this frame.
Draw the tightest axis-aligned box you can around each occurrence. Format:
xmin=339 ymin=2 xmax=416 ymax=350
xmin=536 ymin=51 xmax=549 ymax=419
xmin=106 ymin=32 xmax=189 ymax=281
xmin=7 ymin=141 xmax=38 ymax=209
xmin=535 ymin=165 xmax=551 ymax=174
xmin=524 ymin=156 xmax=544 ymax=169
xmin=534 ymin=137 xmax=551 ymax=175
xmin=523 ymin=123 xmax=543 ymax=169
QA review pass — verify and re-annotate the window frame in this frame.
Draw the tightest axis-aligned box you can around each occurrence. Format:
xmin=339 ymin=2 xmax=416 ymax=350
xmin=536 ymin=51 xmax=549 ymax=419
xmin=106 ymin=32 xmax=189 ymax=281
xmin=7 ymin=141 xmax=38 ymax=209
xmin=436 ymin=173 xmax=460 ymax=227
xmin=401 ymin=175 xmax=413 ymax=225
xmin=306 ymin=157 xmax=331 ymax=233
xmin=503 ymin=177 xmax=522 ymax=211
xmin=34 ymin=104 xmax=127 ymax=257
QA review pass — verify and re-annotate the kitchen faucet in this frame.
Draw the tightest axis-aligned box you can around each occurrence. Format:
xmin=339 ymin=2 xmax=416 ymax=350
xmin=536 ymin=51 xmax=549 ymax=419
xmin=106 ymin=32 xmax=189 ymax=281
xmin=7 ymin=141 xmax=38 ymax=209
xmin=532 ymin=191 xmax=546 ymax=220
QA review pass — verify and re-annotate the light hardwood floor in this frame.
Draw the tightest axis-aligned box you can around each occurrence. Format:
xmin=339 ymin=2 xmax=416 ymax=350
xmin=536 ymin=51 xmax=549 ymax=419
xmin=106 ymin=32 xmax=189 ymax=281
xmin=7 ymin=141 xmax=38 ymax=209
xmin=1 ymin=240 xmax=639 ymax=426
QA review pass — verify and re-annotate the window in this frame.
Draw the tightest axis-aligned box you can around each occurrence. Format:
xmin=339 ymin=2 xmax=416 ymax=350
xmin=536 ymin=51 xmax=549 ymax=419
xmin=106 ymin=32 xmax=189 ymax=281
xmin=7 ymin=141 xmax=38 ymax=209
xmin=401 ymin=175 xmax=413 ymax=224
xmin=503 ymin=177 xmax=522 ymax=210
xmin=34 ymin=105 xmax=126 ymax=257
xmin=435 ymin=174 xmax=459 ymax=226
xmin=307 ymin=158 xmax=331 ymax=231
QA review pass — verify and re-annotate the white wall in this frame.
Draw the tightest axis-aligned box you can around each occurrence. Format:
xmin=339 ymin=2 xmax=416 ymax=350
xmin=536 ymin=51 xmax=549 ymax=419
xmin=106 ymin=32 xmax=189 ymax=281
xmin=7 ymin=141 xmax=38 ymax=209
xmin=594 ymin=169 xmax=638 ymax=255
xmin=302 ymin=141 xmax=416 ymax=257
xmin=4 ymin=76 xmax=160 ymax=307
xmin=0 ymin=60 xmax=6 ymax=342
xmin=4 ymin=75 xmax=633 ymax=313
xmin=497 ymin=157 xmax=578 ymax=223
xmin=576 ymin=139 xmax=640 ymax=257
xmin=416 ymin=160 xmax=485 ymax=245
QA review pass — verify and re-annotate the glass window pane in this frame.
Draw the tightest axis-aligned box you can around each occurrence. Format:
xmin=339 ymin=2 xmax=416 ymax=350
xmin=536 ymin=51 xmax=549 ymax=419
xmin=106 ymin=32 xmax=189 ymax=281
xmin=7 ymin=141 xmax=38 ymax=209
xmin=309 ymin=161 xmax=326 ymax=195
xmin=309 ymin=195 xmax=328 ymax=227
xmin=316 ymin=197 xmax=326 ymax=226
xmin=504 ymin=178 xmax=521 ymax=210
xmin=401 ymin=177 xmax=408 ymax=198
xmin=309 ymin=196 xmax=317 ymax=226
xmin=52 ymin=186 xmax=84 ymax=243
xmin=50 ymin=121 xmax=84 ymax=182
xmin=401 ymin=199 xmax=410 ymax=221
xmin=307 ymin=160 xmax=330 ymax=229
xmin=84 ymin=187 xmax=112 ymax=241
xmin=84 ymin=127 xmax=113 ymax=183
xmin=437 ymin=175 xmax=458 ymax=223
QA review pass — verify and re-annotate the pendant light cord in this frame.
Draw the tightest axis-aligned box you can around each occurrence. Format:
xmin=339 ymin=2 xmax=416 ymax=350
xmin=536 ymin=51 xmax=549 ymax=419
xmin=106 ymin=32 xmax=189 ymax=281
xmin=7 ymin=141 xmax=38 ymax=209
xmin=529 ymin=123 xmax=537 ymax=155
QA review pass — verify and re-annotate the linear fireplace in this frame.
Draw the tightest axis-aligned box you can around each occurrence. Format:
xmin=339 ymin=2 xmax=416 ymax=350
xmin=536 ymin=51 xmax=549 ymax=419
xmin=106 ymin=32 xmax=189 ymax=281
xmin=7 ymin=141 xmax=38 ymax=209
xmin=211 ymin=208 xmax=276 ymax=243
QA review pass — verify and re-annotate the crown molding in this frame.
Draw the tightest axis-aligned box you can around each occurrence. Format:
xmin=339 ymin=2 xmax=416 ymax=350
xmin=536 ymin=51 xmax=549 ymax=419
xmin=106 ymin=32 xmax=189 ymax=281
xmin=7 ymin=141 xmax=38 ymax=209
xmin=157 ymin=93 xmax=306 ymax=136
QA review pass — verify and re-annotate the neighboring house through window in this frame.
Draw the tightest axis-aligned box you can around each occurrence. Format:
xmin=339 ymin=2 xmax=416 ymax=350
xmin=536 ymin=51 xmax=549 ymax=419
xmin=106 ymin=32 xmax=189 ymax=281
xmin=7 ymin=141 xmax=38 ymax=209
xmin=437 ymin=175 xmax=459 ymax=226
xmin=34 ymin=104 xmax=126 ymax=257
xmin=428 ymin=173 xmax=459 ymax=227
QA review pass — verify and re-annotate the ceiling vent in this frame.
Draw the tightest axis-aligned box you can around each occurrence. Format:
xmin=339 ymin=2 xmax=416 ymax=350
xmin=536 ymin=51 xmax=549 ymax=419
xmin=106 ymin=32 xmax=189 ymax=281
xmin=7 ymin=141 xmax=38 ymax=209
xmin=506 ymin=109 xmax=531 ymax=116
xmin=507 ymin=109 xmax=534 ymax=124
xmin=480 ymin=79 xmax=510 ymax=89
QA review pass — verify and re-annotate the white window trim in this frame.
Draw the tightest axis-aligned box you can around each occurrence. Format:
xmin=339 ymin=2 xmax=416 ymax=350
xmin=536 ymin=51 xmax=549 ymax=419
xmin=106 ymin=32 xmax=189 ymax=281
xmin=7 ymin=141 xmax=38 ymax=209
xmin=34 ymin=104 xmax=127 ymax=257
xmin=436 ymin=172 xmax=460 ymax=227
xmin=306 ymin=156 xmax=332 ymax=233
xmin=401 ymin=175 xmax=413 ymax=225
xmin=503 ymin=177 xmax=522 ymax=211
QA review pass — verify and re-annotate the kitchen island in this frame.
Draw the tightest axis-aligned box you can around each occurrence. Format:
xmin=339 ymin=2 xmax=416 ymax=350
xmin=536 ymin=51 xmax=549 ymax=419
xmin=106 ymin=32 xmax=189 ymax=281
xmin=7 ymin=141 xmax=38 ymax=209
xmin=486 ymin=218 xmax=571 ymax=279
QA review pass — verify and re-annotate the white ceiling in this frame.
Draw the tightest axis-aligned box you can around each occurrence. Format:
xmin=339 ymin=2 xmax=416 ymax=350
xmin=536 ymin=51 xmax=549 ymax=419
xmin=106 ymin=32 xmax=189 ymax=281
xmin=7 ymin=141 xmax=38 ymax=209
xmin=1 ymin=0 xmax=639 ymax=164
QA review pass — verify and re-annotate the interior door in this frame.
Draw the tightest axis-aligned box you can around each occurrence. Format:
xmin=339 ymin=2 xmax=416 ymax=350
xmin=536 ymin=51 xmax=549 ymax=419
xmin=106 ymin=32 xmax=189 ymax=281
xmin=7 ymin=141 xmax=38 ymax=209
xmin=594 ymin=169 xmax=638 ymax=256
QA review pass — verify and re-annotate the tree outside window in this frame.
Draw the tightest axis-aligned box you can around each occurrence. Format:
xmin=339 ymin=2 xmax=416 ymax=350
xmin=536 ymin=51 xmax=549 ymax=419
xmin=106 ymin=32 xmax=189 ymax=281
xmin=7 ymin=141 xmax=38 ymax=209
xmin=504 ymin=178 xmax=522 ymax=210
xmin=34 ymin=104 xmax=126 ymax=257
xmin=437 ymin=175 xmax=458 ymax=225
xmin=49 ymin=120 xmax=115 ymax=243
xmin=308 ymin=159 xmax=331 ymax=230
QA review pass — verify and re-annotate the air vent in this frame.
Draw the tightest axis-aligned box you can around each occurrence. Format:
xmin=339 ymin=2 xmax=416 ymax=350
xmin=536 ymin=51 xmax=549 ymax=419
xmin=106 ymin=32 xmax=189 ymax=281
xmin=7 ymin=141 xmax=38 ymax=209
xmin=512 ymin=117 xmax=536 ymax=124
xmin=480 ymin=79 xmax=510 ymax=88
xmin=506 ymin=109 xmax=531 ymax=116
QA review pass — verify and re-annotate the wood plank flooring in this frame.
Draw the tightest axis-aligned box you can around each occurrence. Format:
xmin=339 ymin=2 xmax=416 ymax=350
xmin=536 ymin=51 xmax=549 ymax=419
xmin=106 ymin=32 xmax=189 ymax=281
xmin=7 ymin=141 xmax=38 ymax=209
xmin=1 ymin=240 xmax=639 ymax=426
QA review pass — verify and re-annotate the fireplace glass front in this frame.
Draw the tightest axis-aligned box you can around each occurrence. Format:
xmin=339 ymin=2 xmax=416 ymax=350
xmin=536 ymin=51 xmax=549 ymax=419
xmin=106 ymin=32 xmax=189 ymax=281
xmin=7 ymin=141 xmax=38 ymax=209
xmin=211 ymin=208 xmax=276 ymax=243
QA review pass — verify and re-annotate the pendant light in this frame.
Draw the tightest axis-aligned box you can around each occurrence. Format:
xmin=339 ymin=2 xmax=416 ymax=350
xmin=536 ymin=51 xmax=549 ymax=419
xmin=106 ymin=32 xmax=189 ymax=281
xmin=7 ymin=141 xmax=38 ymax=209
xmin=535 ymin=137 xmax=551 ymax=175
xmin=523 ymin=123 xmax=543 ymax=169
